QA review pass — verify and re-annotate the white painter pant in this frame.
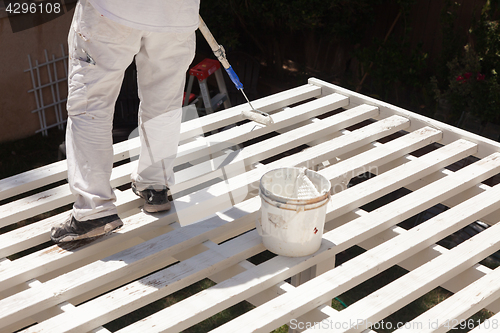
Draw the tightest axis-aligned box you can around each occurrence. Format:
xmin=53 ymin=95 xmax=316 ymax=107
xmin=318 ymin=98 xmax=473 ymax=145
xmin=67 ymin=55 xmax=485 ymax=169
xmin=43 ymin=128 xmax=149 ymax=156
xmin=66 ymin=0 xmax=195 ymax=221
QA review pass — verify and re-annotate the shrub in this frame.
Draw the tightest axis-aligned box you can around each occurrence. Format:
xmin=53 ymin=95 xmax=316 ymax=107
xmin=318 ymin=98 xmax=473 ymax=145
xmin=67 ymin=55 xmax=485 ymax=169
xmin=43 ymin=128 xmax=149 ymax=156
xmin=431 ymin=0 xmax=500 ymax=124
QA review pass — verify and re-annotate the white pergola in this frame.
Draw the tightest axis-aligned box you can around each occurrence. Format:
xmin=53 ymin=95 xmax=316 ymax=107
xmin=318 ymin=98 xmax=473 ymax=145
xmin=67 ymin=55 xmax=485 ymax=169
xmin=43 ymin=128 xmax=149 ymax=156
xmin=0 ymin=78 xmax=499 ymax=333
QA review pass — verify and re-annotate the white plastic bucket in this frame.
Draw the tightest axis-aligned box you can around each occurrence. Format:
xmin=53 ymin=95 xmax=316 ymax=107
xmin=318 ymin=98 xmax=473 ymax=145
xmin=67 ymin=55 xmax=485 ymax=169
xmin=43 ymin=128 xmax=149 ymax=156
xmin=256 ymin=167 xmax=331 ymax=257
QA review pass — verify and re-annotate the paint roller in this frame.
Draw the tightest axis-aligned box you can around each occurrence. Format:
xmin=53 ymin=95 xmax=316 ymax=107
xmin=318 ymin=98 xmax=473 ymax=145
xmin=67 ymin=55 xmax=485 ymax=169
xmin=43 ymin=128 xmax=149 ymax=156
xmin=198 ymin=16 xmax=274 ymax=126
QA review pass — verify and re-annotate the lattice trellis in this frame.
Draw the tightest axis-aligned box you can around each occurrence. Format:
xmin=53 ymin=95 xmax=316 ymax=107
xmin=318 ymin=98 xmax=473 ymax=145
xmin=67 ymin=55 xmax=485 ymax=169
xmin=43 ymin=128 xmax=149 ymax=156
xmin=25 ymin=44 xmax=68 ymax=136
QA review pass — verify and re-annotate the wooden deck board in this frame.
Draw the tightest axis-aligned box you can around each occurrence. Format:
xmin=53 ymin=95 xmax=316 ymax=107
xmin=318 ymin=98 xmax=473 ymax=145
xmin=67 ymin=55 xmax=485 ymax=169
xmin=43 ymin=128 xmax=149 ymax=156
xmin=469 ymin=311 xmax=500 ymax=332
xmin=393 ymin=266 xmax=500 ymax=333
xmin=0 ymin=111 xmax=413 ymax=261
xmin=0 ymin=94 xmax=344 ymax=228
xmin=210 ymin=183 xmax=500 ymax=332
xmin=1 ymin=78 xmax=500 ymax=333
xmin=312 ymin=217 xmax=500 ymax=333
xmin=113 ymin=152 xmax=500 ymax=333
xmin=21 ymin=143 xmax=499 ymax=330
xmin=0 ymin=84 xmax=321 ymax=202
xmin=0 ymin=118 xmax=435 ymax=330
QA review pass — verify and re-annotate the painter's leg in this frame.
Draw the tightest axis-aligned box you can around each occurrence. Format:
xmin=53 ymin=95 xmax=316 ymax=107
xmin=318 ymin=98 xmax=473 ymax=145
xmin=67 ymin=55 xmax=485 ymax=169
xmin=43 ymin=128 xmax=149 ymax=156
xmin=131 ymin=31 xmax=196 ymax=191
xmin=65 ymin=0 xmax=140 ymax=221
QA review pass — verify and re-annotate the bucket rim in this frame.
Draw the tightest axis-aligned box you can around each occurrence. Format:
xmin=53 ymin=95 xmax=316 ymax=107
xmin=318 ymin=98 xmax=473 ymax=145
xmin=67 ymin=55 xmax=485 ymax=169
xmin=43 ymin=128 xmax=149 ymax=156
xmin=260 ymin=190 xmax=331 ymax=211
xmin=259 ymin=167 xmax=331 ymax=205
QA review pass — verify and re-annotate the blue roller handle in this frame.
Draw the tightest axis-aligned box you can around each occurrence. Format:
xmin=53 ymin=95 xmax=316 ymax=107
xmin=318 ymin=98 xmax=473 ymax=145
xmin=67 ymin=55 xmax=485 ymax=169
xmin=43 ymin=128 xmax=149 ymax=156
xmin=225 ymin=66 xmax=244 ymax=90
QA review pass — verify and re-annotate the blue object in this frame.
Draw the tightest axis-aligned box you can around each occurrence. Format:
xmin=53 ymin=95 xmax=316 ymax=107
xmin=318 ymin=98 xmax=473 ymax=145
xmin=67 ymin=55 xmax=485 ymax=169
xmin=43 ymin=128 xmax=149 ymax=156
xmin=225 ymin=66 xmax=244 ymax=90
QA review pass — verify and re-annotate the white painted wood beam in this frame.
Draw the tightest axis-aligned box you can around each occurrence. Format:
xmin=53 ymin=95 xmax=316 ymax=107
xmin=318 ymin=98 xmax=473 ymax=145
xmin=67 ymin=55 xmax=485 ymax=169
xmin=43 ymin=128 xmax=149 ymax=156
xmin=393 ymin=267 xmax=500 ymax=333
xmin=0 ymin=84 xmax=321 ymax=201
xmin=206 ymin=182 xmax=500 ymax=332
xmin=469 ymin=311 xmax=500 ymax=332
xmin=0 ymin=116 xmax=420 ymax=295
xmin=309 ymin=78 xmax=500 ymax=159
xmin=0 ymin=126 xmax=444 ymax=331
xmin=0 ymin=94 xmax=346 ymax=228
xmin=314 ymin=215 xmax=500 ymax=333
xmin=72 ymin=149 xmax=500 ymax=333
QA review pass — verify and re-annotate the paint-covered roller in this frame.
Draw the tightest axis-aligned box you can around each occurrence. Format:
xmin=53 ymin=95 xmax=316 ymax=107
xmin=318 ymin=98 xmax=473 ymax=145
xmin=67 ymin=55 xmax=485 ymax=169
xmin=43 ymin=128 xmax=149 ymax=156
xmin=198 ymin=16 xmax=274 ymax=126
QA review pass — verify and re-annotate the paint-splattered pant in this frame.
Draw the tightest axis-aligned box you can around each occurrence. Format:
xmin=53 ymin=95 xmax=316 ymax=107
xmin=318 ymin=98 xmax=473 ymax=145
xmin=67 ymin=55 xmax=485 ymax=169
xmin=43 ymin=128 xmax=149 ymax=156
xmin=66 ymin=0 xmax=196 ymax=221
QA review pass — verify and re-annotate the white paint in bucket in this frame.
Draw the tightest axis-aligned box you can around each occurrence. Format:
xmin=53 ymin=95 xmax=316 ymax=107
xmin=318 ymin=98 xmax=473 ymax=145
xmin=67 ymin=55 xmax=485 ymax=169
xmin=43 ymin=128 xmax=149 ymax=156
xmin=256 ymin=167 xmax=331 ymax=257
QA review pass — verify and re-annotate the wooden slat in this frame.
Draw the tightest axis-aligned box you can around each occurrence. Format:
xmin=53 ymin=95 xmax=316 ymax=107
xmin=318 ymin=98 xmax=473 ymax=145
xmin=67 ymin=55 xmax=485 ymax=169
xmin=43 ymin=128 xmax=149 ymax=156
xmin=43 ymin=138 xmax=485 ymax=329
xmin=469 ymin=311 xmax=500 ymax=332
xmin=0 ymin=258 xmax=112 ymax=333
xmin=218 ymin=149 xmax=496 ymax=328
xmin=145 ymin=115 xmax=411 ymax=227
xmin=107 ymin=152 xmax=500 ymax=333
xmin=0 ymin=189 xmax=140 ymax=259
xmin=391 ymin=158 xmax=499 ymax=225
xmin=310 ymin=210 xmax=500 ymax=323
xmin=309 ymin=78 xmax=500 ymax=159
xmin=351 ymin=140 xmax=499 ymax=224
xmin=354 ymin=213 xmax=500 ymax=315
xmin=393 ymin=268 xmax=500 ymax=332
xmin=4 ymin=78 xmax=500 ymax=333
xmin=178 ymin=83 xmax=322 ymax=140
xmin=0 ymin=84 xmax=321 ymax=201
xmin=367 ymin=142 xmax=500 ymax=227
xmin=0 ymin=93 xmax=347 ymax=229
xmin=0 ymin=159 xmax=137 ymax=228
xmin=0 ymin=117 xmax=417 ymax=300
xmin=0 ymin=125 xmax=442 ymax=330
xmin=0 ymin=184 xmax=72 ymax=228
xmin=173 ymin=104 xmax=379 ymax=193
xmin=173 ymin=93 xmax=349 ymax=166
xmin=319 ymin=139 xmax=477 ymax=219
xmin=0 ymin=160 xmax=67 ymax=202
xmin=118 ymin=259 xmax=338 ymax=333
xmin=315 ymin=218 xmax=500 ymax=333
xmin=0 ymin=115 xmax=410 ymax=302
xmin=0 ymin=113 xmax=409 ymax=260
xmin=18 ymin=231 xmax=264 ymax=333
xmin=44 ymin=202 xmax=497 ymax=333
xmin=209 ymin=182 xmax=500 ymax=333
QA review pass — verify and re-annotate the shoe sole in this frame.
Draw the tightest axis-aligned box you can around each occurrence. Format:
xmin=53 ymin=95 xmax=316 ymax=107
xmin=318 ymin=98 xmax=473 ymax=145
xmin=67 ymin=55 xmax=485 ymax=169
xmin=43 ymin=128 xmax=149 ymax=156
xmin=53 ymin=220 xmax=123 ymax=243
xmin=144 ymin=201 xmax=171 ymax=213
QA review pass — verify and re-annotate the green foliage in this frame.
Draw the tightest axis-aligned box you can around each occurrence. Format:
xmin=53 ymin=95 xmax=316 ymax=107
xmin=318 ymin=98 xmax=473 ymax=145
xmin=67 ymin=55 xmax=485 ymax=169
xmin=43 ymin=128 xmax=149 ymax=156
xmin=475 ymin=1 xmax=500 ymax=81
xmin=358 ymin=39 xmax=428 ymax=92
xmin=224 ymin=0 xmax=381 ymax=40
xmin=199 ymin=1 xmax=240 ymax=49
xmin=200 ymin=0 xmax=383 ymax=70
xmin=355 ymin=0 xmax=428 ymax=99
xmin=432 ymin=48 xmax=499 ymax=123
xmin=435 ymin=0 xmax=466 ymax=86
xmin=431 ymin=0 xmax=500 ymax=124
